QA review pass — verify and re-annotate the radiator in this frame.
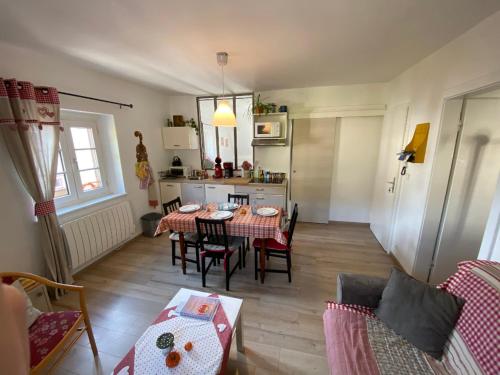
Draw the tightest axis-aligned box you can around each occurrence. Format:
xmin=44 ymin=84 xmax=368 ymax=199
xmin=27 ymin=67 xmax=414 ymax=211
xmin=61 ymin=201 xmax=136 ymax=271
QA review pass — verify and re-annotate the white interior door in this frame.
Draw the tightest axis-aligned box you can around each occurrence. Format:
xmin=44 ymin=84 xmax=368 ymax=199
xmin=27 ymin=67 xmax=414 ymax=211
xmin=291 ymin=118 xmax=336 ymax=223
xmin=430 ymin=97 xmax=500 ymax=283
xmin=370 ymin=104 xmax=409 ymax=251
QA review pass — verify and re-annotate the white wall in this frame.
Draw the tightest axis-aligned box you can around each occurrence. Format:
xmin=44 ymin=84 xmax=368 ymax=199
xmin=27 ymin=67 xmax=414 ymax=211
xmin=376 ymin=10 xmax=500 ymax=278
xmin=0 ymin=41 xmax=171 ymax=274
xmin=330 ymin=116 xmax=383 ymax=222
xmin=167 ymin=84 xmax=387 ymax=173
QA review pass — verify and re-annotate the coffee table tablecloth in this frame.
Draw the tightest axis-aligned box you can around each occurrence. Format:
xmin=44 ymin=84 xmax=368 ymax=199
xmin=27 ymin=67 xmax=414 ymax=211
xmin=112 ymin=288 xmax=242 ymax=375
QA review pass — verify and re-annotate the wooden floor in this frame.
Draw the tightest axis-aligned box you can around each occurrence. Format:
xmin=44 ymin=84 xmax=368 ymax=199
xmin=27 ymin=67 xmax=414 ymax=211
xmin=51 ymin=222 xmax=396 ymax=375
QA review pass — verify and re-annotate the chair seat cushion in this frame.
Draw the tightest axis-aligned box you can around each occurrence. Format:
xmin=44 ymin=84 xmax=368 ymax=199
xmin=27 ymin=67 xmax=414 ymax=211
xmin=204 ymin=236 xmax=245 ymax=252
xmin=169 ymin=232 xmax=199 ymax=243
xmin=29 ymin=311 xmax=82 ymax=368
xmin=252 ymin=231 xmax=289 ymax=251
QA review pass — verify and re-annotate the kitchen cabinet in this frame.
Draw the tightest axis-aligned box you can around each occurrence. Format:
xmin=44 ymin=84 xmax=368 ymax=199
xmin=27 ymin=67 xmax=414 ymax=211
xmin=159 ymin=182 xmax=182 ymax=205
xmin=236 ymin=185 xmax=287 ymax=210
xmin=162 ymin=127 xmax=199 ymax=150
xmin=181 ymin=183 xmax=205 ymax=204
xmin=205 ymin=184 xmax=235 ymax=203
xmin=250 ymin=194 xmax=286 ymax=208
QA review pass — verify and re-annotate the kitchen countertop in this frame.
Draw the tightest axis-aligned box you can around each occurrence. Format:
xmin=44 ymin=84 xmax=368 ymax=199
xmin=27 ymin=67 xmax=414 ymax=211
xmin=159 ymin=177 xmax=287 ymax=187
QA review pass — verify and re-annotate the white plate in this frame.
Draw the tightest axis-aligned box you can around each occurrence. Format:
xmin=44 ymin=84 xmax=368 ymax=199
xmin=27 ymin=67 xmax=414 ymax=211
xmin=210 ymin=211 xmax=234 ymax=220
xmin=179 ymin=204 xmax=200 ymax=213
xmin=256 ymin=207 xmax=279 ymax=217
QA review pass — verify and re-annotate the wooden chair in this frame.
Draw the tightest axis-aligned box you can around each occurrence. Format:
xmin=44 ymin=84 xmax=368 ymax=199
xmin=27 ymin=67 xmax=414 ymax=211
xmin=0 ymin=272 xmax=97 ymax=374
xmin=228 ymin=193 xmax=250 ymax=267
xmin=253 ymin=204 xmax=298 ymax=282
xmin=163 ymin=197 xmax=201 ymax=272
xmin=195 ymin=217 xmax=244 ymax=291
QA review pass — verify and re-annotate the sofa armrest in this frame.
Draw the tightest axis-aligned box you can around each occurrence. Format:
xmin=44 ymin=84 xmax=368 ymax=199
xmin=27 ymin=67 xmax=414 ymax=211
xmin=336 ymin=273 xmax=388 ymax=308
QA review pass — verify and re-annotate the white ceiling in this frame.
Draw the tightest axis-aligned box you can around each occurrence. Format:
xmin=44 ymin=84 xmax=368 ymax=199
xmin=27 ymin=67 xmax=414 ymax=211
xmin=1 ymin=0 xmax=499 ymax=95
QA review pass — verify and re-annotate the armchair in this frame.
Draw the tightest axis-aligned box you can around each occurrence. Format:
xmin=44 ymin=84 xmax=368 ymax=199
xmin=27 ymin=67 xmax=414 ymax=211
xmin=0 ymin=272 xmax=98 ymax=374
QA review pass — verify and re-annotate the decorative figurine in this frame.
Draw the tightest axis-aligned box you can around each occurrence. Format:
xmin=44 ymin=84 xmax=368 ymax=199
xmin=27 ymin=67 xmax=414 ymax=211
xmin=214 ymin=156 xmax=223 ymax=179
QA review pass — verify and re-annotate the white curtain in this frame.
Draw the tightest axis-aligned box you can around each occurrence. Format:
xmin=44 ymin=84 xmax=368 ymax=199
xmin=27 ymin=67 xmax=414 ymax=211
xmin=0 ymin=78 xmax=72 ymax=295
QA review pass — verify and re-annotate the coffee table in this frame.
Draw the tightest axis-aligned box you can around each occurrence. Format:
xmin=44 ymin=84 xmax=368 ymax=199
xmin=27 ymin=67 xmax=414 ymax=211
xmin=112 ymin=288 xmax=243 ymax=375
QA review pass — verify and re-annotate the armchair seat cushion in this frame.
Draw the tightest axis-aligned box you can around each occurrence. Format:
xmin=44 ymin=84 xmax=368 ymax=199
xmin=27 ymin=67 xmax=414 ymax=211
xmin=29 ymin=311 xmax=82 ymax=368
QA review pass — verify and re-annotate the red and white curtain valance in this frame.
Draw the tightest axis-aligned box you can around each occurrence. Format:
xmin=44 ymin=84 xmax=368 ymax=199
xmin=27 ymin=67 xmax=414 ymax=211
xmin=0 ymin=79 xmax=63 ymax=132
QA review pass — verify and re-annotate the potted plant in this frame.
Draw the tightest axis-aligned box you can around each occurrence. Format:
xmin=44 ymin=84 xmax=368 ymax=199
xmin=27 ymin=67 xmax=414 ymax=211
xmin=185 ymin=118 xmax=199 ymax=135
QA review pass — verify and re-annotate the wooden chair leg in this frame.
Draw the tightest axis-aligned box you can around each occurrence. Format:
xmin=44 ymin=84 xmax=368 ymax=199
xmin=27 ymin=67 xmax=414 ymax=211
xmin=226 ymin=255 xmax=230 ymax=291
xmin=171 ymin=240 xmax=176 ymax=266
xmin=201 ymin=255 xmax=206 ymax=287
xmin=286 ymin=251 xmax=292 ymax=283
xmin=254 ymin=248 xmax=258 ymax=281
xmin=85 ymin=318 xmax=98 ymax=356
xmin=238 ymin=246 xmax=242 ymax=270
xmin=195 ymin=244 xmax=200 ymax=273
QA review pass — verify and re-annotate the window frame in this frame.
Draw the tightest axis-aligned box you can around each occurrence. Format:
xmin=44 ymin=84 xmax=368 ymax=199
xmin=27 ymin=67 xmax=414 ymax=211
xmin=197 ymin=93 xmax=254 ymax=169
xmin=55 ymin=115 xmax=109 ymax=208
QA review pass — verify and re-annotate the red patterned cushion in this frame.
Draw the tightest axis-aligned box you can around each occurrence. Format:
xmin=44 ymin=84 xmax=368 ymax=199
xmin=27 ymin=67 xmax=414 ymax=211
xmin=29 ymin=311 xmax=81 ymax=368
xmin=252 ymin=231 xmax=289 ymax=251
xmin=438 ymin=261 xmax=500 ymax=375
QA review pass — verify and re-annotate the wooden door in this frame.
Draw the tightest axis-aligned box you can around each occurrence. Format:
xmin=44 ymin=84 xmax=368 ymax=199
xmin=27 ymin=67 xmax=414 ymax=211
xmin=291 ymin=118 xmax=335 ymax=223
xmin=370 ymin=104 xmax=409 ymax=251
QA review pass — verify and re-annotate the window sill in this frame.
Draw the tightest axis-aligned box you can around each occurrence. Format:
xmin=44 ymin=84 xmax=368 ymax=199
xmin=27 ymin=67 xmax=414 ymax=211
xmin=56 ymin=193 xmax=128 ymax=218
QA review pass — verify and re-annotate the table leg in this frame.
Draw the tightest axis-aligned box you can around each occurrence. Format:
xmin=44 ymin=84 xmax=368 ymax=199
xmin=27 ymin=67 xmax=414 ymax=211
xmin=179 ymin=231 xmax=187 ymax=275
xmin=260 ymin=238 xmax=266 ymax=283
xmin=236 ymin=311 xmax=244 ymax=353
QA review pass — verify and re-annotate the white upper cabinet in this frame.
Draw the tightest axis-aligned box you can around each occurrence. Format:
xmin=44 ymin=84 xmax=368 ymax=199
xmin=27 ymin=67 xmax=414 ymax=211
xmin=162 ymin=127 xmax=199 ymax=150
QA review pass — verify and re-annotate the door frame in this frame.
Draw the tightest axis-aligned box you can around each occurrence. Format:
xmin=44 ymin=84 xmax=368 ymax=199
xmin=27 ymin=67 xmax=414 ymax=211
xmin=412 ymin=80 xmax=500 ymax=282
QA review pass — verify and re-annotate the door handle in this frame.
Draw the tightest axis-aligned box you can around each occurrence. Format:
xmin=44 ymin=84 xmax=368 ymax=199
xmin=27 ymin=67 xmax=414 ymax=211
xmin=386 ymin=178 xmax=395 ymax=193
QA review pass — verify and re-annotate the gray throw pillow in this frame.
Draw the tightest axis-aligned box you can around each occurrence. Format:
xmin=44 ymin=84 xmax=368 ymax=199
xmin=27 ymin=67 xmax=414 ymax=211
xmin=374 ymin=268 xmax=464 ymax=359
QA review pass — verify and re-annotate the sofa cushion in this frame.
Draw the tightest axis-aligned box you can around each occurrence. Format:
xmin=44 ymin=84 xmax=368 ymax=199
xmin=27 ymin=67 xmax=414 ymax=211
xmin=438 ymin=261 xmax=500 ymax=375
xmin=29 ymin=311 xmax=81 ymax=368
xmin=375 ymin=268 xmax=464 ymax=359
xmin=324 ymin=304 xmax=437 ymax=375
xmin=336 ymin=273 xmax=387 ymax=307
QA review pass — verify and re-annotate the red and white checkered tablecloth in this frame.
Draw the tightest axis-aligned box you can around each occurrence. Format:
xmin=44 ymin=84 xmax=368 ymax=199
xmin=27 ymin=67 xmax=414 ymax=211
xmin=155 ymin=204 xmax=287 ymax=245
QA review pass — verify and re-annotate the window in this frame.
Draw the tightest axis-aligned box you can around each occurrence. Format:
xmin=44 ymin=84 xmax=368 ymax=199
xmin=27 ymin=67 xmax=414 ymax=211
xmin=197 ymin=94 xmax=253 ymax=168
xmin=55 ymin=114 xmax=108 ymax=207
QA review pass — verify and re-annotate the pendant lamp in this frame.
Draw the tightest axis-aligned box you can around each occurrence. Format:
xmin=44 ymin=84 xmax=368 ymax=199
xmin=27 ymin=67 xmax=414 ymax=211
xmin=213 ymin=52 xmax=236 ymax=127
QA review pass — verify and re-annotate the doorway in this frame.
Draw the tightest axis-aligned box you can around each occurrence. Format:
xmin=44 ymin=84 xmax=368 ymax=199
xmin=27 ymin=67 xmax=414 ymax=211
xmin=428 ymin=86 xmax=500 ymax=283
xmin=291 ymin=118 xmax=336 ymax=223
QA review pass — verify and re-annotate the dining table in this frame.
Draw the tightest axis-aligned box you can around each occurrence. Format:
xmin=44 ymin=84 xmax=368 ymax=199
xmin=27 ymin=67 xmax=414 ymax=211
xmin=154 ymin=203 xmax=287 ymax=283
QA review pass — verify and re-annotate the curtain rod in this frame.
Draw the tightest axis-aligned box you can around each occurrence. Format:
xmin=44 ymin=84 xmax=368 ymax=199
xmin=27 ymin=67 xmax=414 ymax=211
xmin=59 ymin=91 xmax=133 ymax=109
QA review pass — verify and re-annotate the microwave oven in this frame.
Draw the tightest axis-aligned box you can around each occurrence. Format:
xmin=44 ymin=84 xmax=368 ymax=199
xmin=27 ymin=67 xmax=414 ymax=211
xmin=169 ymin=166 xmax=191 ymax=177
xmin=254 ymin=122 xmax=281 ymax=138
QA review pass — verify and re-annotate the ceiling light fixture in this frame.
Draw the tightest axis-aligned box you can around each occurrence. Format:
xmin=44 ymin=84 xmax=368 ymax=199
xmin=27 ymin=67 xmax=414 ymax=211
xmin=212 ymin=52 xmax=236 ymax=127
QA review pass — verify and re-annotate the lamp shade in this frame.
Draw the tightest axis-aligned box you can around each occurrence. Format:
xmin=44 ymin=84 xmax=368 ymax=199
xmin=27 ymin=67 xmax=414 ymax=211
xmin=213 ymin=100 xmax=236 ymax=127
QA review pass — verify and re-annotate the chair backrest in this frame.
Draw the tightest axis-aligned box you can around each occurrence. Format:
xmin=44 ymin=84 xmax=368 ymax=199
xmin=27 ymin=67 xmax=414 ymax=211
xmin=195 ymin=217 xmax=229 ymax=251
xmin=163 ymin=197 xmax=182 ymax=215
xmin=228 ymin=193 xmax=249 ymax=205
xmin=287 ymin=204 xmax=298 ymax=249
